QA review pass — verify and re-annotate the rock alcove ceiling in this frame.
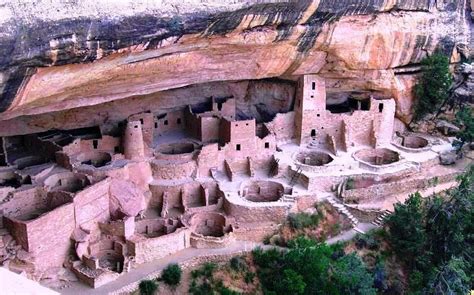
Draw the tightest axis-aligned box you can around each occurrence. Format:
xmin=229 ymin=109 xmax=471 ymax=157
xmin=0 ymin=0 xmax=471 ymax=134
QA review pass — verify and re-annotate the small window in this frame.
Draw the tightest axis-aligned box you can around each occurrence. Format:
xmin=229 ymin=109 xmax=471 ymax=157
xmin=164 ymin=120 xmax=168 ymax=125
xmin=217 ymin=102 xmax=223 ymax=111
xmin=321 ymin=127 xmax=324 ymax=130
xmin=154 ymin=122 xmax=158 ymax=128
xmin=114 ymin=146 xmax=120 ymax=153
xmin=140 ymin=119 xmax=143 ymax=124
xmin=378 ymin=103 xmax=384 ymax=113
xmin=317 ymin=114 xmax=320 ymax=117
xmin=311 ymin=95 xmax=314 ymax=98
xmin=311 ymin=129 xmax=316 ymax=137
xmin=92 ymin=140 xmax=98 ymax=149
xmin=134 ymin=125 xmax=138 ymax=128
xmin=246 ymin=123 xmax=249 ymax=126
xmin=312 ymin=82 xmax=316 ymax=90
xmin=236 ymin=144 xmax=241 ymax=151
xmin=265 ymin=142 xmax=270 ymax=149
xmin=177 ymin=118 xmax=181 ymax=124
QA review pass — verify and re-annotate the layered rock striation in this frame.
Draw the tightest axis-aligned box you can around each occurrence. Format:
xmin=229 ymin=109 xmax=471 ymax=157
xmin=0 ymin=0 xmax=472 ymax=135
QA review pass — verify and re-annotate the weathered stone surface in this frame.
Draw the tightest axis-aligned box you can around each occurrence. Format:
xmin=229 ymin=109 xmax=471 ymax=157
xmin=439 ymin=151 xmax=457 ymax=165
xmin=0 ymin=0 xmax=471 ymax=134
xmin=109 ymin=180 xmax=146 ymax=218
xmin=71 ymin=228 xmax=89 ymax=243
xmin=436 ymin=120 xmax=461 ymax=135
xmin=453 ymin=63 xmax=474 ymax=103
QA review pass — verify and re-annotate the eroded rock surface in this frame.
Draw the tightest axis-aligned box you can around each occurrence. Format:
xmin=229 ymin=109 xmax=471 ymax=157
xmin=0 ymin=0 xmax=472 ymax=135
xmin=109 ymin=180 xmax=146 ymax=218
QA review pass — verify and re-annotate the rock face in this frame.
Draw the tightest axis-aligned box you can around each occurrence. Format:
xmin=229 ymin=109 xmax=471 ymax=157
xmin=453 ymin=62 xmax=474 ymax=103
xmin=0 ymin=0 xmax=472 ymax=135
xmin=436 ymin=119 xmax=461 ymax=135
xmin=439 ymin=151 xmax=458 ymax=165
xmin=109 ymin=180 xmax=146 ymax=218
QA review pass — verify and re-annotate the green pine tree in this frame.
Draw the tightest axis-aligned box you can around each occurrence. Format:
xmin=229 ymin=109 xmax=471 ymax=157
xmin=413 ymin=53 xmax=452 ymax=121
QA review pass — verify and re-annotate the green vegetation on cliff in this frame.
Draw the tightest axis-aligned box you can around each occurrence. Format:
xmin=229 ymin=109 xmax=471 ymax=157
xmin=385 ymin=165 xmax=473 ymax=294
xmin=414 ymin=53 xmax=452 ymax=121
xmin=453 ymin=106 xmax=474 ymax=152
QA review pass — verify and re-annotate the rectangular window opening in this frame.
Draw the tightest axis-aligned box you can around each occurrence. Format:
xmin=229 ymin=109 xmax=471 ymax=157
xmin=164 ymin=120 xmax=169 ymax=126
xmin=236 ymin=144 xmax=241 ymax=151
xmin=92 ymin=140 xmax=98 ymax=149
xmin=312 ymin=82 xmax=316 ymax=90
xmin=378 ymin=103 xmax=384 ymax=113
xmin=265 ymin=142 xmax=270 ymax=149
xmin=177 ymin=118 xmax=182 ymax=124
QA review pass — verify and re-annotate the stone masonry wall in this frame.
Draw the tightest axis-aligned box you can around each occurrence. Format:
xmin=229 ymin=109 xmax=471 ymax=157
xmin=343 ymin=172 xmax=459 ymax=202
xmin=127 ymin=228 xmax=190 ymax=264
xmin=0 ymin=187 xmax=46 ymax=219
xmin=73 ymin=179 xmax=111 ymax=232
xmin=24 ymin=202 xmax=75 ymax=270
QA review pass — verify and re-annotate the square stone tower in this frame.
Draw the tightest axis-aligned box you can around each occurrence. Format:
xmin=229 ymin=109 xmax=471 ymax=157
xmin=294 ymin=75 xmax=326 ymax=145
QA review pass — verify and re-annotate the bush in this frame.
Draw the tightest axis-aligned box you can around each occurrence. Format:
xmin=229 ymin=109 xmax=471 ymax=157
xmin=330 ymin=223 xmax=342 ymax=236
xmin=355 ymin=234 xmax=380 ymax=251
xmin=252 ymin=247 xmax=283 ymax=269
xmin=189 ymin=262 xmax=239 ymax=295
xmin=453 ymin=106 xmax=474 ymax=152
xmin=244 ymin=271 xmax=255 ymax=284
xmin=192 ymin=262 xmax=217 ymax=279
xmin=345 ymin=177 xmax=355 ymax=190
xmin=139 ymin=279 xmax=158 ymax=295
xmin=275 ymin=269 xmax=306 ymax=294
xmin=229 ymin=256 xmax=248 ymax=272
xmin=161 ymin=263 xmax=182 ymax=286
xmin=287 ymin=212 xmax=320 ymax=230
xmin=413 ymin=52 xmax=452 ymax=121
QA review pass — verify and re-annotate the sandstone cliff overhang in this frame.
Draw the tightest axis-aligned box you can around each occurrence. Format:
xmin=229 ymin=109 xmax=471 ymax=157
xmin=0 ymin=0 xmax=471 ymax=135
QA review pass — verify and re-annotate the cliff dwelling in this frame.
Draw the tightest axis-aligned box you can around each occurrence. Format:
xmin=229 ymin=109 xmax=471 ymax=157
xmin=0 ymin=74 xmax=469 ymax=289
xmin=0 ymin=0 xmax=472 ymax=293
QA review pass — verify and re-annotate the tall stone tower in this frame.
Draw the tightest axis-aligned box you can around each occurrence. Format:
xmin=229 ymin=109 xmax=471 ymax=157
xmin=294 ymin=75 xmax=327 ymax=145
xmin=123 ymin=120 xmax=145 ymax=160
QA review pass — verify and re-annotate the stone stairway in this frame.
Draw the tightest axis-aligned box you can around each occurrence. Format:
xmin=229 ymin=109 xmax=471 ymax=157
xmin=371 ymin=210 xmax=392 ymax=227
xmin=326 ymin=196 xmax=360 ymax=229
